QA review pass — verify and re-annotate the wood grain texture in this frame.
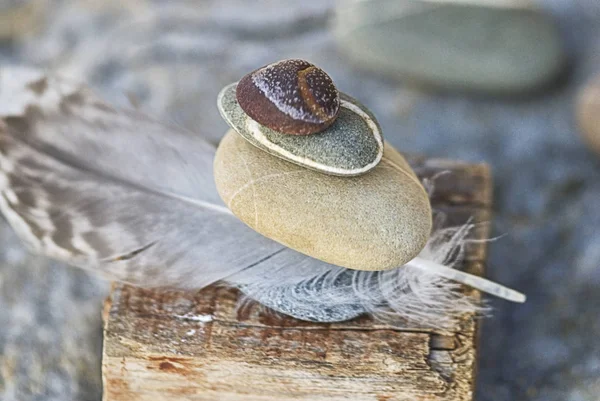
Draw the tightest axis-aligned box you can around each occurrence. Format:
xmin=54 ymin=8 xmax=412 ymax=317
xmin=102 ymin=156 xmax=491 ymax=401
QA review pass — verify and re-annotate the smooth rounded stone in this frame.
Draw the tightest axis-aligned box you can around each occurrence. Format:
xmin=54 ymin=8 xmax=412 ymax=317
xmin=218 ymin=83 xmax=384 ymax=176
xmin=576 ymin=75 xmax=600 ymax=156
xmin=236 ymin=59 xmax=340 ymax=136
xmin=214 ymin=130 xmax=432 ymax=271
xmin=333 ymin=0 xmax=566 ymax=93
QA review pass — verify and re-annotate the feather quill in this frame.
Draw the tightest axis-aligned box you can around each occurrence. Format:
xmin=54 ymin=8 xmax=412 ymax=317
xmin=0 ymin=67 xmax=523 ymax=329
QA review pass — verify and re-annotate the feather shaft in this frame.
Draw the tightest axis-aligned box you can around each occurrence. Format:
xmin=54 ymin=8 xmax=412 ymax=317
xmin=406 ymin=256 xmax=526 ymax=303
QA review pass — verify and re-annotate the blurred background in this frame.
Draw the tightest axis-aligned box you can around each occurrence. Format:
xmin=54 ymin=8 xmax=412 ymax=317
xmin=0 ymin=0 xmax=599 ymax=400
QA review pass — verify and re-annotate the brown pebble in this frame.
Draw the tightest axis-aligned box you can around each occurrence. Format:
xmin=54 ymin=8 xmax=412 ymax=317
xmin=577 ymin=76 xmax=600 ymax=155
xmin=236 ymin=59 xmax=340 ymax=135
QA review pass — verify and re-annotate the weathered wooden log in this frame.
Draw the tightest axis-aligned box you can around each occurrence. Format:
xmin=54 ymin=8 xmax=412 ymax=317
xmin=102 ymin=156 xmax=491 ymax=401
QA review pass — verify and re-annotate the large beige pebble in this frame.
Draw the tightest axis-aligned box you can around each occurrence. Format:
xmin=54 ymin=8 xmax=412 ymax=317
xmin=214 ymin=130 xmax=432 ymax=271
xmin=577 ymin=76 xmax=600 ymax=156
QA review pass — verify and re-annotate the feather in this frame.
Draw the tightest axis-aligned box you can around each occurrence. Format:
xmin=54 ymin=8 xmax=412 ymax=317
xmin=0 ymin=66 xmax=286 ymax=288
xmin=0 ymin=67 xmax=524 ymax=329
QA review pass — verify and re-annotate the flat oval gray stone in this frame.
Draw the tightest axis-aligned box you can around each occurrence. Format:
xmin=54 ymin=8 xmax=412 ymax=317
xmin=334 ymin=0 xmax=566 ymax=93
xmin=218 ymin=83 xmax=383 ymax=176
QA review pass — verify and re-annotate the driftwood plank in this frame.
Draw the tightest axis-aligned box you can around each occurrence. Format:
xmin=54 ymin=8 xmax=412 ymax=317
xmin=102 ymin=157 xmax=491 ymax=401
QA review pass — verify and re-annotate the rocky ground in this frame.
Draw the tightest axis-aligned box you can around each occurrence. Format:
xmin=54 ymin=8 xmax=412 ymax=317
xmin=0 ymin=0 xmax=599 ymax=400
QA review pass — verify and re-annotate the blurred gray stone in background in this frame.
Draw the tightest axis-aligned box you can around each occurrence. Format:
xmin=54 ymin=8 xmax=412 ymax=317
xmin=334 ymin=0 xmax=566 ymax=94
xmin=0 ymin=0 xmax=599 ymax=400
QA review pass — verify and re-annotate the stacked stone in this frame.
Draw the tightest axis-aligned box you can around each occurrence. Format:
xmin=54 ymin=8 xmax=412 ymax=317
xmin=216 ymin=59 xmax=433 ymax=274
xmin=333 ymin=0 xmax=566 ymax=94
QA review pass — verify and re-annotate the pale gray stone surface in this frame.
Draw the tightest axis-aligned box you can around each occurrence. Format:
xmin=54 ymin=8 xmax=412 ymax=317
xmin=334 ymin=0 xmax=566 ymax=93
xmin=1 ymin=1 xmax=599 ymax=400
xmin=0 ymin=225 xmax=107 ymax=401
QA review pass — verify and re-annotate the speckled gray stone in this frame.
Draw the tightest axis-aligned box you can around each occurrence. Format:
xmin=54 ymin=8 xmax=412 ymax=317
xmin=218 ymin=83 xmax=383 ymax=176
xmin=334 ymin=0 xmax=566 ymax=93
